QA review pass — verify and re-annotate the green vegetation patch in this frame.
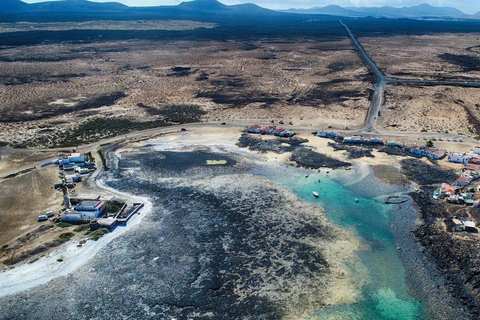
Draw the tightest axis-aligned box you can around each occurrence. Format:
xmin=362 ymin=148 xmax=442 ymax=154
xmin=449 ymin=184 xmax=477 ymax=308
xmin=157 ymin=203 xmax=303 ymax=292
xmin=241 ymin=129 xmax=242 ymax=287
xmin=57 ymin=222 xmax=72 ymax=228
xmin=58 ymin=232 xmax=75 ymax=241
xmin=87 ymin=228 xmax=109 ymax=241
xmin=74 ymin=224 xmax=90 ymax=232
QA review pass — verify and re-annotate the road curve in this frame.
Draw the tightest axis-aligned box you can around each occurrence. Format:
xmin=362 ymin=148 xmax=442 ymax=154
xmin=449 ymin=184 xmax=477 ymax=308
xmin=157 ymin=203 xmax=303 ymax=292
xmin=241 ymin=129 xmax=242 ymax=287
xmin=340 ymin=20 xmax=480 ymax=135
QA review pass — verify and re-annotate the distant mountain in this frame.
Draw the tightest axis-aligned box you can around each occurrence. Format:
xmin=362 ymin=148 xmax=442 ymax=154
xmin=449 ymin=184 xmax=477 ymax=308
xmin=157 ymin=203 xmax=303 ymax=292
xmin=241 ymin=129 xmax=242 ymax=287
xmin=0 ymin=0 xmax=28 ymax=13
xmin=175 ymin=0 xmax=275 ymax=15
xmin=0 ymin=0 xmax=278 ymax=17
xmin=283 ymin=3 xmax=466 ymax=18
xmin=285 ymin=5 xmax=362 ymax=17
xmin=0 ymin=0 xmax=128 ymax=13
xmin=178 ymin=0 xmax=227 ymax=11
xmin=348 ymin=3 xmax=464 ymax=17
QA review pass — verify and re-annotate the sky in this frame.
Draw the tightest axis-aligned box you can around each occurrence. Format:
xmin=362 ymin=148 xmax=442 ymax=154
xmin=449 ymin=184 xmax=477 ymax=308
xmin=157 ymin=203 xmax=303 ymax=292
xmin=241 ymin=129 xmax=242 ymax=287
xmin=22 ymin=0 xmax=480 ymax=14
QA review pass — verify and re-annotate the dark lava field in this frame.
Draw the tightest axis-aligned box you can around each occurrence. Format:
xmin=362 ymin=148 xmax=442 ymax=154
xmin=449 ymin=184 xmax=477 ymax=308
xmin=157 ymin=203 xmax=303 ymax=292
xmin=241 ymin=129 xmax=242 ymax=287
xmin=0 ymin=146 xmax=347 ymax=319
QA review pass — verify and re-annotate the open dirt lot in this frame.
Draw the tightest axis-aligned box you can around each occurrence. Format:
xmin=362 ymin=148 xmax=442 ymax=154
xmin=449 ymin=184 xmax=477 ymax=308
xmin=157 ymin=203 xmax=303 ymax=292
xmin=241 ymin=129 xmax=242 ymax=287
xmin=359 ymin=33 xmax=480 ymax=81
xmin=0 ymin=21 xmax=371 ymax=148
xmin=379 ymin=85 xmax=480 ymax=137
xmin=0 ymin=165 xmax=62 ymax=247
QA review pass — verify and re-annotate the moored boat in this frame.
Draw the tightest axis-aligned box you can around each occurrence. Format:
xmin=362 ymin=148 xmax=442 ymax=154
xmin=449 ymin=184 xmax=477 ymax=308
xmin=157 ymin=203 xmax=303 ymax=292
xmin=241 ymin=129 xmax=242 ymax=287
xmin=313 ymin=191 xmax=319 ymax=197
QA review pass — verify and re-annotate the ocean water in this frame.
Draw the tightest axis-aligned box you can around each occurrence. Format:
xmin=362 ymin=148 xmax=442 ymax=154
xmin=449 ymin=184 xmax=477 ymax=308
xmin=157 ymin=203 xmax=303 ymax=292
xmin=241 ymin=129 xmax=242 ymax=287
xmin=255 ymin=164 xmax=425 ymax=320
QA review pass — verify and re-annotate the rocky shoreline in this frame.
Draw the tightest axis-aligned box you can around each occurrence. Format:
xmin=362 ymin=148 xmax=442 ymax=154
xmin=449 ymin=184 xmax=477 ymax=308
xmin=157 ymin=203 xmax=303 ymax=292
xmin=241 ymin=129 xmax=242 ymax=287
xmin=0 ymin=144 xmax=361 ymax=319
xmin=410 ymin=191 xmax=480 ymax=320
xmin=394 ymin=158 xmax=480 ymax=319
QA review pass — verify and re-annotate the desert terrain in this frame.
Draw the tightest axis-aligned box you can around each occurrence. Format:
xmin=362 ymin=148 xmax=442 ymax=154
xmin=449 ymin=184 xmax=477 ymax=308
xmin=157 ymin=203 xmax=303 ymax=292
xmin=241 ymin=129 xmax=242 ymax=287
xmin=360 ymin=33 xmax=480 ymax=81
xmin=379 ymin=85 xmax=480 ymax=137
xmin=3 ymin=12 xmax=480 ymax=319
xmin=0 ymin=21 xmax=371 ymax=148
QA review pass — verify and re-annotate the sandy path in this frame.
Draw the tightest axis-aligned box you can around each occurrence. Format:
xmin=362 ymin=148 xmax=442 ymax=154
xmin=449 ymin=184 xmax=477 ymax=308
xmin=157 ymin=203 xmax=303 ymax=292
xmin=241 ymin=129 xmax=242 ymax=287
xmin=0 ymin=174 xmax=152 ymax=298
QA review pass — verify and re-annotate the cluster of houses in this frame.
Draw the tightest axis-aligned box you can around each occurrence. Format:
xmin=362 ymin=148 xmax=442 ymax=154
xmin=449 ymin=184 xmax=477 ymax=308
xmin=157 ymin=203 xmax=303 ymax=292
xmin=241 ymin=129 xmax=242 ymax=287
xmin=246 ymin=125 xmax=294 ymax=137
xmin=60 ymin=194 xmax=143 ymax=230
xmin=50 ymin=152 xmax=96 ymax=189
xmin=316 ymin=131 xmax=343 ymax=140
xmin=409 ymin=145 xmax=446 ymax=160
xmin=450 ymin=218 xmax=478 ymax=233
xmin=343 ymin=136 xmax=383 ymax=145
xmin=434 ymin=183 xmax=480 ymax=233
xmin=61 ymin=198 xmax=107 ymax=224
xmin=316 ymin=131 xmax=385 ymax=145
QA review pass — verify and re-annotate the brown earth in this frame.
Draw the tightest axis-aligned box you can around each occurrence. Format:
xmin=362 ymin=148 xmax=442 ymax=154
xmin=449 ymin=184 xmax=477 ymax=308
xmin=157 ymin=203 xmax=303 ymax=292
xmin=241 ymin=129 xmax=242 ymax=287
xmin=360 ymin=33 xmax=480 ymax=81
xmin=379 ymin=85 xmax=480 ymax=138
xmin=0 ymin=31 xmax=371 ymax=148
xmin=0 ymin=165 xmax=62 ymax=248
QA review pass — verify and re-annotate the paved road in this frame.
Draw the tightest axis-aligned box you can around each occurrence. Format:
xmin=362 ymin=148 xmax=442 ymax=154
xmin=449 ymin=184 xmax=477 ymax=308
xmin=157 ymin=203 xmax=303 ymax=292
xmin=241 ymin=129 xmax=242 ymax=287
xmin=2 ymin=23 xmax=480 ymax=163
xmin=340 ymin=20 xmax=480 ymax=135
xmin=340 ymin=20 xmax=385 ymax=133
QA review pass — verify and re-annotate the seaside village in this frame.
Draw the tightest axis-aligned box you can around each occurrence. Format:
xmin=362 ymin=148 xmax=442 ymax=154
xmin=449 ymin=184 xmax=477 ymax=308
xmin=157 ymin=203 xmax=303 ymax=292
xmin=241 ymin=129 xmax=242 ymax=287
xmin=246 ymin=124 xmax=480 ymax=234
xmin=29 ymin=125 xmax=480 ymax=242
xmin=37 ymin=151 xmax=144 ymax=234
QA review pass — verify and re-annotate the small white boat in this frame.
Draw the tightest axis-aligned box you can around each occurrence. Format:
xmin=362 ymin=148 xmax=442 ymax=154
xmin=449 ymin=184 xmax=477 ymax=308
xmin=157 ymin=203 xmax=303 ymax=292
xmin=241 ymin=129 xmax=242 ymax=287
xmin=305 ymin=174 xmax=309 ymax=178
xmin=313 ymin=191 xmax=319 ymax=197
xmin=414 ymin=187 xmax=419 ymax=192
xmin=355 ymin=198 xmax=359 ymax=202
xmin=325 ymin=169 xmax=330 ymax=173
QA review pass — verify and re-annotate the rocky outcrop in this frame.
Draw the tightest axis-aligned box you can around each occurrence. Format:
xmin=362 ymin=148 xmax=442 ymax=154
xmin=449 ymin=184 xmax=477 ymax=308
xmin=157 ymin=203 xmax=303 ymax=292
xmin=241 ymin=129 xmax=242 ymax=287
xmin=411 ymin=191 xmax=480 ymax=319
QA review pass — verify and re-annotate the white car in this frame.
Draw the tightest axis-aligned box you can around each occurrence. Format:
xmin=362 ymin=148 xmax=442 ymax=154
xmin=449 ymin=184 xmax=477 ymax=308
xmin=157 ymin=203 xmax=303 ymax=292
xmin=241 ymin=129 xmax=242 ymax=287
xmin=37 ymin=215 xmax=48 ymax=222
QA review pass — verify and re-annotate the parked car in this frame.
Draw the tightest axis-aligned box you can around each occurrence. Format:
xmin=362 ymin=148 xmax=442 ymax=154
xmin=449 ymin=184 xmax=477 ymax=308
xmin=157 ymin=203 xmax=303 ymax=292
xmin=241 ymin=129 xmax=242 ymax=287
xmin=180 ymin=128 xmax=186 ymax=132
xmin=45 ymin=211 xmax=54 ymax=218
xmin=221 ymin=122 xmax=226 ymax=125
xmin=289 ymin=121 xmax=293 ymax=125
xmin=37 ymin=215 xmax=48 ymax=222
xmin=279 ymin=120 xmax=284 ymax=124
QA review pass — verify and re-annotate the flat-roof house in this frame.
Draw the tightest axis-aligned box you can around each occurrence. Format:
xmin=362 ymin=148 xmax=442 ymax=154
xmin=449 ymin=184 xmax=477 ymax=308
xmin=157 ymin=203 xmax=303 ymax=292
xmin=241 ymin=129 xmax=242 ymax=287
xmin=61 ymin=212 xmax=91 ymax=224
xmin=464 ymin=221 xmax=478 ymax=233
xmin=455 ymin=176 xmax=471 ymax=186
xmin=247 ymin=124 xmax=262 ymax=134
xmin=74 ymin=200 xmax=105 ymax=218
xmin=449 ymin=152 xmax=474 ymax=164
xmin=452 ymin=218 xmax=464 ymax=232
xmin=410 ymin=145 xmax=445 ymax=160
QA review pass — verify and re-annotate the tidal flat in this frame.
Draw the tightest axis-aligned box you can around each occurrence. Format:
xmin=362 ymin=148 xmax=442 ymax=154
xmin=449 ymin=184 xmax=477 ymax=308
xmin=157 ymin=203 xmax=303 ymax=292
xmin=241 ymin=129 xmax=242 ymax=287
xmin=0 ymin=143 xmax=361 ymax=319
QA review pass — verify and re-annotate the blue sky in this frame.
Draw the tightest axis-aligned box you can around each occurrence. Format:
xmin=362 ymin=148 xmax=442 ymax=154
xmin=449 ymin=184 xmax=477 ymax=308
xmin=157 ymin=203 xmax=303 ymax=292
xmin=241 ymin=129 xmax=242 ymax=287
xmin=23 ymin=0 xmax=480 ymax=14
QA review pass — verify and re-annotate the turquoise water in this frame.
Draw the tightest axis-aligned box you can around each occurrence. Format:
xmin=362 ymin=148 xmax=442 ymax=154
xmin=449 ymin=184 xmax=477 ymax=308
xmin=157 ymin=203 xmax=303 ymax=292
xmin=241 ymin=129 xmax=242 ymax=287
xmin=260 ymin=166 xmax=425 ymax=319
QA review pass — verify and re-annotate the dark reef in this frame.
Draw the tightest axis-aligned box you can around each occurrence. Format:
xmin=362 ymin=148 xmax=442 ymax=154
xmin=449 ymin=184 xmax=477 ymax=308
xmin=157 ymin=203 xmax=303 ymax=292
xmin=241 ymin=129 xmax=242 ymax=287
xmin=0 ymin=148 xmax=339 ymax=319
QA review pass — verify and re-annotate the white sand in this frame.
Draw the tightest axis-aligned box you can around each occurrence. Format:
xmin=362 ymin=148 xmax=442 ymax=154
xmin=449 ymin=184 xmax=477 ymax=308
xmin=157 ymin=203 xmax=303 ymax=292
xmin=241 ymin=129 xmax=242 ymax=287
xmin=0 ymin=175 xmax=152 ymax=298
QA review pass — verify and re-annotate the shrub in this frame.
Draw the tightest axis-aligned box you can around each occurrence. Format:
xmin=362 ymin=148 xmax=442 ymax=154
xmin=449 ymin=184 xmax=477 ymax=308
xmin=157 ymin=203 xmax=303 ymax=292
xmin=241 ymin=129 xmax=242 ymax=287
xmin=57 ymin=222 xmax=72 ymax=228
xmin=58 ymin=232 xmax=74 ymax=241
xmin=74 ymin=225 xmax=89 ymax=232
xmin=87 ymin=228 xmax=109 ymax=241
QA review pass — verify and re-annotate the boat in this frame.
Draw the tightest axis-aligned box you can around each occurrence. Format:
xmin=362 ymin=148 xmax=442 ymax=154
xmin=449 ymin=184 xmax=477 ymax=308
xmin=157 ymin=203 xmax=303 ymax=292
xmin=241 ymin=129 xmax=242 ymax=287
xmin=312 ymin=191 xmax=319 ymax=197
xmin=355 ymin=198 xmax=359 ymax=202
xmin=414 ymin=187 xmax=419 ymax=192
xmin=305 ymin=174 xmax=309 ymax=178
xmin=325 ymin=169 xmax=330 ymax=173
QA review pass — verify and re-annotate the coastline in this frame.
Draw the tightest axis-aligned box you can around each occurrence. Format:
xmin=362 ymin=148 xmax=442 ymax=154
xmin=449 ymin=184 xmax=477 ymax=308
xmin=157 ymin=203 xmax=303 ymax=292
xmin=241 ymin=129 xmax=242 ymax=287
xmin=0 ymin=129 xmax=472 ymax=319
xmin=0 ymin=170 xmax=153 ymax=298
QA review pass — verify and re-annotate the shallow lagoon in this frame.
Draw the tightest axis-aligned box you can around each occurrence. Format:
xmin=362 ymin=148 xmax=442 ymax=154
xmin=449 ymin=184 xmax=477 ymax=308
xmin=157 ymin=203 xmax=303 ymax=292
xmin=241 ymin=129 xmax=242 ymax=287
xmin=254 ymin=164 xmax=426 ymax=319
